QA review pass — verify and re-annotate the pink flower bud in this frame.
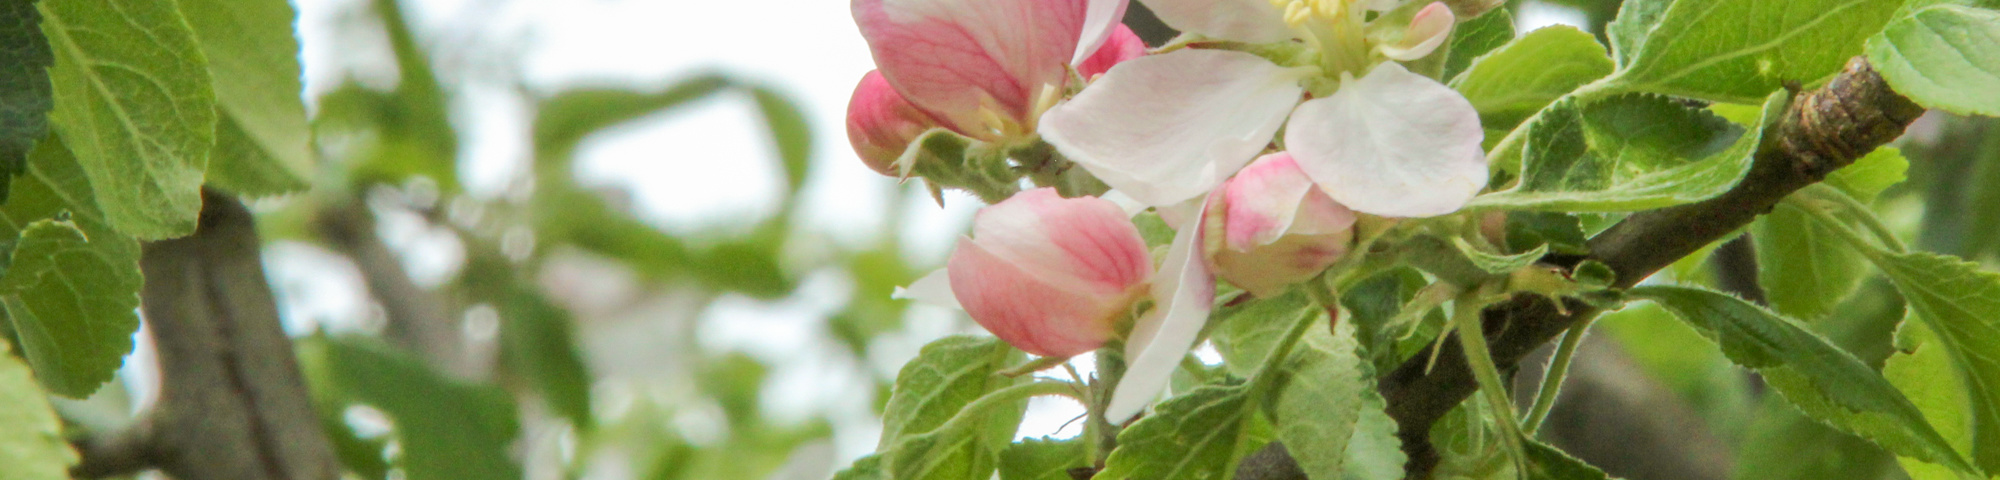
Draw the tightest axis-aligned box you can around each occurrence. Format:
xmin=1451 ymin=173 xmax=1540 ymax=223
xmin=1380 ymin=2 xmax=1455 ymax=61
xmin=846 ymin=71 xmax=941 ymax=176
xmin=1207 ymin=153 xmax=1357 ymax=297
xmin=1078 ymin=24 xmax=1147 ymax=80
xmin=947 ymin=188 xmax=1152 ymax=357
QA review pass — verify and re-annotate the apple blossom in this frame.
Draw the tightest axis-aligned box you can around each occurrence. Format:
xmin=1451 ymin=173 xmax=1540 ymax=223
xmin=1207 ymin=153 xmax=1357 ymax=298
xmin=1039 ymin=0 xmax=1488 ymax=218
xmin=851 ymin=0 xmax=1131 ymax=143
xmin=934 ymin=188 xmax=1154 ymax=358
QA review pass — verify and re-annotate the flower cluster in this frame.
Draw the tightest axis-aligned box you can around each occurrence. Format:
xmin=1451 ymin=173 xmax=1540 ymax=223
xmin=850 ymin=0 xmax=1488 ymax=422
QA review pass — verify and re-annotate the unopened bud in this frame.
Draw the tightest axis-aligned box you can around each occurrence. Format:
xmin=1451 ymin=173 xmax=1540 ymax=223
xmin=846 ymin=71 xmax=942 ymax=176
xmin=947 ymin=188 xmax=1153 ymax=357
xmin=1206 ymin=153 xmax=1357 ymax=297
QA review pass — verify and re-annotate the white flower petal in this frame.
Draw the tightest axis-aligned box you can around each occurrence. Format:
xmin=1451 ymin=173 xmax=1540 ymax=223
xmin=1285 ymin=63 xmax=1487 ymax=217
xmin=1040 ymin=50 xmax=1306 ymax=207
xmin=1135 ymin=0 xmax=1294 ymax=43
xmin=892 ymin=268 xmax=961 ymax=310
xmin=1106 ymin=196 xmax=1217 ymax=422
xmin=1073 ymin=0 xmax=1132 ymax=65
xmin=1099 ymin=190 xmax=1150 ymax=218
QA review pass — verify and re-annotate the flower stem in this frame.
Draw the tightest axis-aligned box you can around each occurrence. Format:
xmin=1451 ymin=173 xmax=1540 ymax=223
xmin=1452 ymin=288 xmax=1530 ymax=474
xmin=1522 ymin=309 xmax=1601 ymax=435
xmin=1249 ymin=302 xmax=1327 ymax=399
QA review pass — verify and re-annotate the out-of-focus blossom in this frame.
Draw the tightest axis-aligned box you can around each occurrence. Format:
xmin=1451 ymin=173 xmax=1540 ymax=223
xmin=1207 ymin=153 xmax=1356 ymax=297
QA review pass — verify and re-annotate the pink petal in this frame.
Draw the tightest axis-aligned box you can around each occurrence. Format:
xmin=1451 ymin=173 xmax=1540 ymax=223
xmin=1286 ymin=63 xmax=1487 ymax=217
xmin=1380 ymin=2 xmax=1455 ymax=61
xmin=1039 ymin=49 xmax=1307 ymax=207
xmin=1219 ymin=153 xmax=1316 ymax=251
xmin=1107 ymin=191 xmax=1218 ymax=422
xmin=1135 ymin=0 xmax=1294 ymax=44
xmin=1211 ymin=154 xmax=1355 ymax=297
xmin=1073 ymin=0 xmax=1133 ymax=66
xmin=948 ymin=238 xmax=1128 ymax=357
xmin=846 ymin=71 xmax=942 ymax=176
xmin=854 ymin=0 xmax=1090 ymax=137
xmin=970 ymin=188 xmax=1153 ymax=291
xmin=1078 ymin=24 xmax=1148 ymax=80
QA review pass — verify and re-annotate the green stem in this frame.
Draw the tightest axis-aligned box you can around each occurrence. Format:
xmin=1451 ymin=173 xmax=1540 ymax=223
xmin=1522 ymin=310 xmax=1601 ymax=435
xmin=1452 ymin=289 xmax=1530 ymax=474
xmin=1805 ymin=184 xmax=1909 ymax=253
xmin=1249 ymin=304 xmax=1327 ymax=398
xmin=935 ymin=381 xmax=1080 ymax=435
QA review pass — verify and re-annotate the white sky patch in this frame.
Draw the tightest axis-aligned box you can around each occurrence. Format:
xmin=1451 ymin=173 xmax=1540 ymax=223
xmin=1515 ymin=2 xmax=1591 ymax=33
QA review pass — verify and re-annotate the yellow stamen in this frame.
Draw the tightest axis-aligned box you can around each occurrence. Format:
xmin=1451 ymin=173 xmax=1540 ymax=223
xmin=1268 ymin=0 xmax=1352 ymax=28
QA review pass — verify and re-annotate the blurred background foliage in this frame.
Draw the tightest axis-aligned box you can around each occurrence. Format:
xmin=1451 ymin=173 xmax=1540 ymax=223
xmin=44 ymin=0 xmax=2000 ymax=479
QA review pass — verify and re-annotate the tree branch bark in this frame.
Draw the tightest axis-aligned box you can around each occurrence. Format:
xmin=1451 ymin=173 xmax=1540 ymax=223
xmin=316 ymin=199 xmax=469 ymax=376
xmin=75 ymin=190 xmax=342 ymax=479
xmin=1237 ymin=57 xmax=1923 ymax=479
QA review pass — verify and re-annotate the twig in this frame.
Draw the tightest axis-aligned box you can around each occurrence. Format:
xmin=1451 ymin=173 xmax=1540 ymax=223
xmin=315 ymin=199 xmax=469 ymax=376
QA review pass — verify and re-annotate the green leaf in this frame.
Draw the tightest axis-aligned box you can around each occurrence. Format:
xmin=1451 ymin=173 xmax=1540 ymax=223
xmin=1524 ymin=442 xmax=1614 ymax=479
xmin=1270 ymin=321 xmax=1374 ymax=479
xmin=39 ymin=0 xmax=217 ymax=239
xmin=1886 ymin=320 xmax=1979 ymax=479
xmin=0 ymin=338 xmax=75 ymax=480
xmin=748 ymin=86 xmax=812 ymax=196
xmin=0 ymin=0 xmax=52 ymax=204
xmin=1631 ymin=285 xmax=1979 ymax=474
xmin=1442 ymin=7 xmax=1514 ymax=81
xmin=1872 ymin=251 xmax=2000 ymax=472
xmin=1603 ymin=0 xmax=1906 ymax=103
xmin=1341 ymin=388 xmax=1405 ymax=480
xmin=1754 ymin=204 xmax=1870 ymax=320
xmin=178 ymin=0 xmax=312 ymax=196
xmin=1399 ymin=235 xmax=1548 ymax=286
xmin=496 ymin=289 xmax=593 ymax=431
xmin=1505 ymin=211 xmax=1588 ymax=255
xmin=1734 ymin=394 xmax=1908 ymax=480
xmin=0 ymin=137 xmax=142 ymax=397
xmin=1211 ymin=291 xmax=1313 ymax=376
xmin=531 ymin=75 xmax=731 ymax=164
xmin=1826 ymin=147 xmax=1909 ymax=203
xmin=999 ymin=437 xmax=1089 ymax=480
xmin=832 ymin=454 xmax=888 ymax=480
xmin=1606 ymin=0 xmax=1672 ymax=66
xmin=1867 ymin=5 xmax=2000 ymax=116
xmin=1451 ymin=26 xmax=1615 ymax=133
xmin=887 ymin=416 xmax=1020 ymax=480
xmin=1096 ymin=384 xmax=1257 ymax=480
xmin=1470 ymin=92 xmax=1760 ymax=212
xmin=878 ymin=335 xmax=1019 ymax=447
xmin=298 ymin=335 xmax=522 ymax=480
